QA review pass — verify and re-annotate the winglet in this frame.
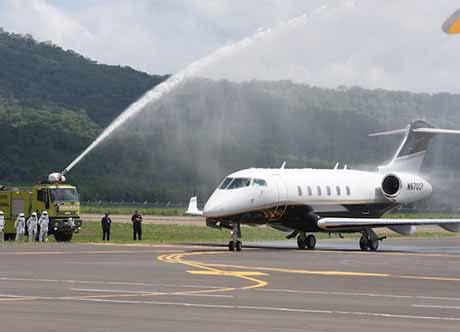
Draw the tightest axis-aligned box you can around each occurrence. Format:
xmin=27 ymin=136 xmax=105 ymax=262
xmin=280 ymin=161 xmax=286 ymax=169
xmin=185 ymin=196 xmax=203 ymax=216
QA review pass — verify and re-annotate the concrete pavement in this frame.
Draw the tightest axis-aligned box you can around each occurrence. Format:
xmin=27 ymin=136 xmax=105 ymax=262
xmin=1 ymin=238 xmax=459 ymax=331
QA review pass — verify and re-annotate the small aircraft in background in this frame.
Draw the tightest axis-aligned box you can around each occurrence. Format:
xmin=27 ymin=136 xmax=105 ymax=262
xmin=443 ymin=8 xmax=460 ymax=34
xmin=187 ymin=120 xmax=460 ymax=251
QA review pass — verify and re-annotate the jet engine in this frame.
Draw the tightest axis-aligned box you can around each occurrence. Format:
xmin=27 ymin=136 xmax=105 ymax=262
xmin=381 ymin=173 xmax=432 ymax=203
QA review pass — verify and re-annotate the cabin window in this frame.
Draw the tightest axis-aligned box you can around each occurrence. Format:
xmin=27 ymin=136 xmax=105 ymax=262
xmin=336 ymin=186 xmax=341 ymax=196
xmin=227 ymin=178 xmax=252 ymax=189
xmin=317 ymin=186 xmax=322 ymax=196
xmin=346 ymin=186 xmax=351 ymax=196
xmin=253 ymin=179 xmax=267 ymax=187
xmin=297 ymin=186 xmax=302 ymax=196
xmin=307 ymin=186 xmax=312 ymax=196
xmin=326 ymin=186 xmax=331 ymax=196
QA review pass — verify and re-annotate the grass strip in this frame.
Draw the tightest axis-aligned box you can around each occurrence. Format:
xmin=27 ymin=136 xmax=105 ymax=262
xmin=70 ymin=221 xmax=458 ymax=244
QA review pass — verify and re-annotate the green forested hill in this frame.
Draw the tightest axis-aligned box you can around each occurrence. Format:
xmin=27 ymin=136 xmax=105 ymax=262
xmin=2 ymin=30 xmax=460 ymax=211
xmin=0 ymin=98 xmax=99 ymax=181
xmin=0 ymin=30 xmax=167 ymax=185
xmin=0 ymin=30 xmax=167 ymax=126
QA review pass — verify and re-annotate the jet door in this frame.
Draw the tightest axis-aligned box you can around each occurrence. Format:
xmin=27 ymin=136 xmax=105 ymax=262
xmin=267 ymin=174 xmax=288 ymax=220
xmin=271 ymin=174 xmax=288 ymax=204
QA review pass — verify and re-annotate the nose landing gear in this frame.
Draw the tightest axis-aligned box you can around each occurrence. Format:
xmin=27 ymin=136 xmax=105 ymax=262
xmin=228 ymin=223 xmax=242 ymax=252
xmin=297 ymin=232 xmax=316 ymax=250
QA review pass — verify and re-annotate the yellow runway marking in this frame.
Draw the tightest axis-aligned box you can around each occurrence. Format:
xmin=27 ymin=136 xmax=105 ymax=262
xmin=159 ymin=250 xmax=460 ymax=288
xmin=206 ymin=263 xmax=390 ymax=277
xmin=158 ymin=252 xmax=269 ymax=293
xmin=301 ymin=249 xmax=460 ymax=258
xmin=204 ymin=263 xmax=460 ymax=282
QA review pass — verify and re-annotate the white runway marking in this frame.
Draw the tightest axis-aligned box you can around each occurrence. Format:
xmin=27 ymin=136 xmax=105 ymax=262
xmin=1 ymin=292 xmax=459 ymax=321
xmin=69 ymin=298 xmax=460 ymax=321
xmin=70 ymin=288 xmax=233 ymax=298
xmin=0 ymin=277 xmax=221 ymax=289
xmin=106 ymin=281 xmax=222 ymax=289
xmin=71 ymin=288 xmax=158 ymax=294
xmin=260 ymin=288 xmax=460 ymax=302
xmin=413 ymin=304 xmax=460 ymax=310
xmin=176 ymin=294 xmax=233 ymax=298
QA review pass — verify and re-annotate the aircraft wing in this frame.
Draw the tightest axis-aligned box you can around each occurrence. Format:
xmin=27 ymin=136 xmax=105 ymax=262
xmin=317 ymin=218 xmax=460 ymax=233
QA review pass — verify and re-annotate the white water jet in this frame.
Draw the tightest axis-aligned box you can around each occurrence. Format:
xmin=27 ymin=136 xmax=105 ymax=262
xmin=62 ymin=3 xmax=331 ymax=175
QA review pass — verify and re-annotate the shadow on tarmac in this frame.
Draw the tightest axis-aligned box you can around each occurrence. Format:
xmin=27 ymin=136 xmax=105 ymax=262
xmin=182 ymin=239 xmax=460 ymax=255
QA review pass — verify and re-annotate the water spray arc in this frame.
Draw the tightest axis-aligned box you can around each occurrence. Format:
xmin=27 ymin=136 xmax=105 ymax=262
xmin=61 ymin=3 xmax=331 ymax=176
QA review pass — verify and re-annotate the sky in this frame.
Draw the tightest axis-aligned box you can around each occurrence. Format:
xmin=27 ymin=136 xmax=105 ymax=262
xmin=1 ymin=0 xmax=460 ymax=92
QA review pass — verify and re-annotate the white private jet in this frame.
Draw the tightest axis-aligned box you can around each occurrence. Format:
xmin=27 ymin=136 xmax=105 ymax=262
xmin=186 ymin=120 xmax=460 ymax=252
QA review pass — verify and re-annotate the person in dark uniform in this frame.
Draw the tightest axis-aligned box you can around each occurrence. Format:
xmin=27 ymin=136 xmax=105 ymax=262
xmin=101 ymin=212 xmax=112 ymax=241
xmin=35 ymin=209 xmax=41 ymax=241
xmin=131 ymin=210 xmax=142 ymax=240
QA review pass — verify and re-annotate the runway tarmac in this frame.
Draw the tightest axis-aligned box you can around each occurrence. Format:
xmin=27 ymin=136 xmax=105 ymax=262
xmin=1 ymin=238 xmax=460 ymax=331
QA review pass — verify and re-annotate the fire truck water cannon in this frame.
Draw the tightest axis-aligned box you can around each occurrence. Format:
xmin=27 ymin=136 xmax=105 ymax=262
xmin=48 ymin=173 xmax=66 ymax=183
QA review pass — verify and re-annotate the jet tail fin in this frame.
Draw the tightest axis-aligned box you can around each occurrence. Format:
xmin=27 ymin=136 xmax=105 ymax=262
xmin=370 ymin=120 xmax=460 ymax=173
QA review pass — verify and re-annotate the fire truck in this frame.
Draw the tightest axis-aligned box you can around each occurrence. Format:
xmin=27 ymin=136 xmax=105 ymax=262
xmin=1 ymin=173 xmax=81 ymax=241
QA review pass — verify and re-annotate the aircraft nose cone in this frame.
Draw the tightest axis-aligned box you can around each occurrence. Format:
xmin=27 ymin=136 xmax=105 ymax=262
xmin=203 ymin=200 xmax=222 ymax=217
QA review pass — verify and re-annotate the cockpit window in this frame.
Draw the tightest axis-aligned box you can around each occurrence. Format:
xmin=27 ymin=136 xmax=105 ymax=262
xmin=219 ymin=177 xmax=234 ymax=189
xmin=253 ymin=179 xmax=267 ymax=187
xmin=227 ymin=178 xmax=252 ymax=189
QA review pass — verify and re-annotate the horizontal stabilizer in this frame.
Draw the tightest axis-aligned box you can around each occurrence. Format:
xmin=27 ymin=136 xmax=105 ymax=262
xmin=318 ymin=218 xmax=460 ymax=232
xmin=185 ymin=196 xmax=203 ymax=216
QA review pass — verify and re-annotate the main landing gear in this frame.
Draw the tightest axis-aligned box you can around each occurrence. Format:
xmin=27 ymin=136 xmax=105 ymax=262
xmin=228 ymin=223 xmax=242 ymax=252
xmin=359 ymin=229 xmax=386 ymax=251
xmin=297 ymin=232 xmax=316 ymax=250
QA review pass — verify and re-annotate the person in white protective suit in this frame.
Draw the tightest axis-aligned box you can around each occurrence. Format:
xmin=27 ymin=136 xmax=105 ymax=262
xmin=38 ymin=211 xmax=49 ymax=242
xmin=0 ymin=211 xmax=5 ymax=242
xmin=27 ymin=212 xmax=38 ymax=242
xmin=15 ymin=213 xmax=26 ymax=241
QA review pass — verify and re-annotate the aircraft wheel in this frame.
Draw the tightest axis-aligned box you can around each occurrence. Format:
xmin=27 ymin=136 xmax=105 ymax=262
xmin=235 ymin=241 xmax=242 ymax=252
xmin=228 ymin=240 xmax=235 ymax=252
xmin=297 ymin=235 xmax=306 ymax=250
xmin=359 ymin=236 xmax=369 ymax=251
xmin=369 ymin=239 xmax=379 ymax=251
xmin=306 ymin=234 xmax=316 ymax=249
